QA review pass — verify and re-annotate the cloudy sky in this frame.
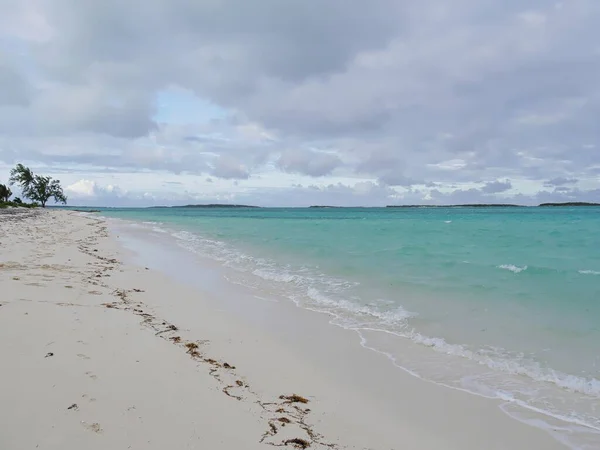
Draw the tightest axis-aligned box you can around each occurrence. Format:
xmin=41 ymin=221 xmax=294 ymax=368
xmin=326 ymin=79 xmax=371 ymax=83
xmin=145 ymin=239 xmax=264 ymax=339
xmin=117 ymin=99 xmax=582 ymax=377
xmin=1 ymin=0 xmax=599 ymax=206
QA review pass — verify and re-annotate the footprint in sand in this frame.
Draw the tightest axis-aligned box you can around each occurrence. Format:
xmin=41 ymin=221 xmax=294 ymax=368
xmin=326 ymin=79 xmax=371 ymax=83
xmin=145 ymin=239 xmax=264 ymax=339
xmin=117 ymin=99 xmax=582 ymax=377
xmin=85 ymin=371 xmax=98 ymax=380
xmin=77 ymin=353 xmax=90 ymax=360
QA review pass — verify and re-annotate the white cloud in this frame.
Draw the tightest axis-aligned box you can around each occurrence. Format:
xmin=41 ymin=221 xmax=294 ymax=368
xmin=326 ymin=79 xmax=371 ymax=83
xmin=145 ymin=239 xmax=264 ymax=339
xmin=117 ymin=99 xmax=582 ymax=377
xmin=66 ymin=178 xmax=123 ymax=200
xmin=0 ymin=0 xmax=599 ymax=205
xmin=66 ymin=179 xmax=98 ymax=197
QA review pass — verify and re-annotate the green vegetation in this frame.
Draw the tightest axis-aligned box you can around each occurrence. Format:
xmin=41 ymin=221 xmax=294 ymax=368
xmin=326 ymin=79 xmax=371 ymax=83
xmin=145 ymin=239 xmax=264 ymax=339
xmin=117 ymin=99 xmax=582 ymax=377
xmin=538 ymin=202 xmax=600 ymax=207
xmin=0 ymin=185 xmax=37 ymax=208
xmin=9 ymin=164 xmax=67 ymax=208
xmin=0 ymin=183 xmax=12 ymax=202
xmin=0 ymin=200 xmax=38 ymax=209
xmin=0 ymin=182 xmax=17 ymax=208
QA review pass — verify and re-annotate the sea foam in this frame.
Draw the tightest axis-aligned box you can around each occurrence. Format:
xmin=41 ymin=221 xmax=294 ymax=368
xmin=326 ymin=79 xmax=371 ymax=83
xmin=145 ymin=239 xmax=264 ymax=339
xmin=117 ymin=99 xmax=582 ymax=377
xmin=498 ymin=264 xmax=528 ymax=273
xmin=103 ymin=205 xmax=600 ymax=449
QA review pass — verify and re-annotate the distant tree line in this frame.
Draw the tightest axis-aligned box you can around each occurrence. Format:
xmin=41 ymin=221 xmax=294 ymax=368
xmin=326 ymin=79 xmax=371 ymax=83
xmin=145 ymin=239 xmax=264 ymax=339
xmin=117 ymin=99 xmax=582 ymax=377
xmin=1 ymin=164 xmax=67 ymax=208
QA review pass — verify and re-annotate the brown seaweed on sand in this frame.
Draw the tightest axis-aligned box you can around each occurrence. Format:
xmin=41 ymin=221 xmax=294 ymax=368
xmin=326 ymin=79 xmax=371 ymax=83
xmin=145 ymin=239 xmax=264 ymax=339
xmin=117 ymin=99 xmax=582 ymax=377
xmin=284 ymin=438 xmax=310 ymax=449
xmin=280 ymin=394 xmax=309 ymax=404
xmin=184 ymin=342 xmax=201 ymax=358
xmin=185 ymin=342 xmax=199 ymax=352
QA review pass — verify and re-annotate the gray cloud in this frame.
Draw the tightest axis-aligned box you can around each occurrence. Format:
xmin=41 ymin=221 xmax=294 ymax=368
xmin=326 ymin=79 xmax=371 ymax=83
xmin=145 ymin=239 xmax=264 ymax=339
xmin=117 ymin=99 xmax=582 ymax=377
xmin=190 ymin=181 xmax=402 ymax=207
xmin=481 ymin=180 xmax=512 ymax=194
xmin=54 ymin=177 xmax=600 ymax=208
xmin=1 ymin=0 xmax=600 ymax=205
xmin=535 ymin=187 xmax=600 ymax=204
xmin=211 ymin=155 xmax=249 ymax=179
xmin=0 ymin=59 xmax=31 ymax=106
xmin=544 ymin=177 xmax=579 ymax=187
xmin=356 ymin=151 xmax=420 ymax=186
xmin=553 ymin=186 xmax=572 ymax=193
xmin=277 ymin=149 xmax=342 ymax=177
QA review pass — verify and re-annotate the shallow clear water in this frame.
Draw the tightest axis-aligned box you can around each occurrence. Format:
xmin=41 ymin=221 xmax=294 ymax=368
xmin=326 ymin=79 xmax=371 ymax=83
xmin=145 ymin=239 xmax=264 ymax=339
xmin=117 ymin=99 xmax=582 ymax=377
xmin=97 ymin=206 xmax=600 ymax=444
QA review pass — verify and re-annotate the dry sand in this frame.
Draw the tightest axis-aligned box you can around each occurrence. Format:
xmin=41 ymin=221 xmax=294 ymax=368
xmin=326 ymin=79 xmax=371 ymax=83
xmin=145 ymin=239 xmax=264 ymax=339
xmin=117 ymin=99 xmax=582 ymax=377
xmin=0 ymin=209 xmax=567 ymax=449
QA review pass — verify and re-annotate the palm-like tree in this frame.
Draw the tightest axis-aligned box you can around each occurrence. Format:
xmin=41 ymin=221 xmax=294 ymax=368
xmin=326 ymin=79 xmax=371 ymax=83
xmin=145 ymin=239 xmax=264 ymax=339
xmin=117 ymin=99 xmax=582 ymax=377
xmin=8 ymin=164 xmax=67 ymax=207
xmin=29 ymin=175 xmax=67 ymax=207
xmin=0 ymin=183 xmax=12 ymax=202
xmin=9 ymin=164 xmax=35 ymax=191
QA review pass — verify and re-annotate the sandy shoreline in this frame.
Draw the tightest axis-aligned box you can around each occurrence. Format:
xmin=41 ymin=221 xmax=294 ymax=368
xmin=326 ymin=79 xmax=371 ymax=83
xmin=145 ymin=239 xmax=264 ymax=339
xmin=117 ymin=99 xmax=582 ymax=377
xmin=0 ymin=210 xmax=568 ymax=449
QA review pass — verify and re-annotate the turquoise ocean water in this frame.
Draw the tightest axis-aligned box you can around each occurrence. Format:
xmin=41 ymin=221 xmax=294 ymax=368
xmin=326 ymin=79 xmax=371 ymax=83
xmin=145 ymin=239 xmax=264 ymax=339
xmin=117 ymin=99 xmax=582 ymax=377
xmin=98 ymin=206 xmax=600 ymax=445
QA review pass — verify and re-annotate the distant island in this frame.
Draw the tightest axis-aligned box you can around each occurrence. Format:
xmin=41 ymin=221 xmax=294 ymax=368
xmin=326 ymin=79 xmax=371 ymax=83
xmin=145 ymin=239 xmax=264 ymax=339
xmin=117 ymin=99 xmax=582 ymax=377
xmin=182 ymin=204 xmax=259 ymax=208
xmin=538 ymin=202 xmax=600 ymax=207
xmin=150 ymin=204 xmax=260 ymax=209
xmin=146 ymin=203 xmax=600 ymax=209
xmin=387 ymin=203 xmax=600 ymax=208
xmin=69 ymin=203 xmax=600 ymax=210
xmin=386 ymin=204 xmax=523 ymax=208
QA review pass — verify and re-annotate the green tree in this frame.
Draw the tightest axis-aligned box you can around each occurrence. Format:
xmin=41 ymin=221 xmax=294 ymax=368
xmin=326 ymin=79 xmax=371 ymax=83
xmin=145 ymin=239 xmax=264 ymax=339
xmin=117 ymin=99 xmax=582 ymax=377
xmin=9 ymin=164 xmax=67 ymax=207
xmin=9 ymin=164 xmax=34 ymax=192
xmin=0 ymin=183 xmax=12 ymax=202
xmin=28 ymin=175 xmax=67 ymax=207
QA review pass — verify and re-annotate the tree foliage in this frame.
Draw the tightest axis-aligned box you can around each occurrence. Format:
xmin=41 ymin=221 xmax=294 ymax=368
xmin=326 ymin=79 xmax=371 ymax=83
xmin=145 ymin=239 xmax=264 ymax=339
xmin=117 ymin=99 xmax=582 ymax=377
xmin=0 ymin=183 xmax=12 ymax=202
xmin=9 ymin=164 xmax=67 ymax=207
xmin=9 ymin=164 xmax=34 ymax=191
xmin=28 ymin=175 xmax=67 ymax=207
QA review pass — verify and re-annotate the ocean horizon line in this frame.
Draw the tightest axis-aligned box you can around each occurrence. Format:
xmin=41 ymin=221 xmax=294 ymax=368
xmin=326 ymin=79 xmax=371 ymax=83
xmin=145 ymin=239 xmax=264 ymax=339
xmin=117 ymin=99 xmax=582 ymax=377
xmin=61 ymin=201 xmax=600 ymax=210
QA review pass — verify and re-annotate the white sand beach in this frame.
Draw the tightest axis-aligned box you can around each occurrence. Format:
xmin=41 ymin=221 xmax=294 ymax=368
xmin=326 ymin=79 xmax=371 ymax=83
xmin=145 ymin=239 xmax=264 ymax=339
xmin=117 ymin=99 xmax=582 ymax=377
xmin=0 ymin=209 xmax=568 ymax=450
